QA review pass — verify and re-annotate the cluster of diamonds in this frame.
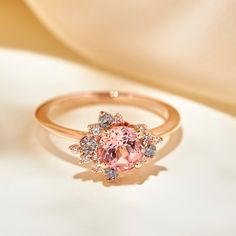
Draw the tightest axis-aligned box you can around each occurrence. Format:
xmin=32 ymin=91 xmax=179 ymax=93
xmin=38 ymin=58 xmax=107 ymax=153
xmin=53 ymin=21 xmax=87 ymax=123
xmin=68 ymin=111 xmax=162 ymax=181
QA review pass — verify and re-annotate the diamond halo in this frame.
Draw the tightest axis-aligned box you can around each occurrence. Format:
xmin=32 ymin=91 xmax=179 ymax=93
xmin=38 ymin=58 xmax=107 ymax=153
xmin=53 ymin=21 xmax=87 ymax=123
xmin=68 ymin=111 xmax=162 ymax=181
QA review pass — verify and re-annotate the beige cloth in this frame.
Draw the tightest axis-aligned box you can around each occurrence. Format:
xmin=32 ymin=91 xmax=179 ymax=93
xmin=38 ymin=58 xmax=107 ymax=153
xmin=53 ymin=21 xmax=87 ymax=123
xmin=24 ymin=0 xmax=236 ymax=111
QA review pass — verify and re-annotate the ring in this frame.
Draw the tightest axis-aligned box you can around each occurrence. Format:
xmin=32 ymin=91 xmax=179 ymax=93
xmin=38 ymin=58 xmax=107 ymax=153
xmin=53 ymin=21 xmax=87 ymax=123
xmin=35 ymin=91 xmax=180 ymax=181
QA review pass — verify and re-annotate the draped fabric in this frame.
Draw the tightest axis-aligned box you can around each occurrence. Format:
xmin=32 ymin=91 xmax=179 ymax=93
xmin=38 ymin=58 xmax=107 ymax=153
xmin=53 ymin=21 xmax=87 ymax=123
xmin=24 ymin=0 xmax=236 ymax=111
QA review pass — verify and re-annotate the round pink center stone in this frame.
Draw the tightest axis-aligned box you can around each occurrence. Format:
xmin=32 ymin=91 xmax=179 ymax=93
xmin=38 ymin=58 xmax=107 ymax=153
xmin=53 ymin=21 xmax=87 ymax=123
xmin=97 ymin=125 xmax=143 ymax=172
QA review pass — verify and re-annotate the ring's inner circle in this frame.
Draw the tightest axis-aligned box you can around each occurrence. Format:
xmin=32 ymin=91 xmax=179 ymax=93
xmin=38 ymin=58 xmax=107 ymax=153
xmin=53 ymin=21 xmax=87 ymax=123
xmin=50 ymin=104 xmax=163 ymax=131
xmin=36 ymin=92 xmax=180 ymax=140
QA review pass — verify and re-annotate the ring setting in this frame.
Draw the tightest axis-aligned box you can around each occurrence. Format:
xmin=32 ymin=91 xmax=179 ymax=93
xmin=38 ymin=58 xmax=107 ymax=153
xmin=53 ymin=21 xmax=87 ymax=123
xmin=35 ymin=91 xmax=180 ymax=183
xmin=69 ymin=111 xmax=162 ymax=181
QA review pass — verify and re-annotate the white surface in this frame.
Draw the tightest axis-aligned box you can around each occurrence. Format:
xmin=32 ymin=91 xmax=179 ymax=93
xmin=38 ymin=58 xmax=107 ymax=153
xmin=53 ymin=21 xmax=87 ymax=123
xmin=0 ymin=48 xmax=236 ymax=236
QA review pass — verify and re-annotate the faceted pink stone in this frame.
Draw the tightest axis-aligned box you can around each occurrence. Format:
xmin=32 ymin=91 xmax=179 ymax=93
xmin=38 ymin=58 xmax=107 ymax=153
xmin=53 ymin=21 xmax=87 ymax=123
xmin=97 ymin=125 xmax=143 ymax=172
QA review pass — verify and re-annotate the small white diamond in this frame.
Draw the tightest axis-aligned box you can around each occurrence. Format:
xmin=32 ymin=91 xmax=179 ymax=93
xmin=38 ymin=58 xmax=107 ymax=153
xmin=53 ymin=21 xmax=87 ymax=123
xmin=88 ymin=139 xmax=97 ymax=152
xmin=80 ymin=154 xmax=90 ymax=163
xmin=68 ymin=144 xmax=80 ymax=154
xmin=143 ymin=134 xmax=151 ymax=142
xmin=144 ymin=144 xmax=156 ymax=158
xmin=79 ymin=136 xmax=98 ymax=154
xmin=105 ymin=168 xmax=118 ymax=181
xmin=80 ymin=136 xmax=89 ymax=146
xmin=92 ymin=154 xmax=98 ymax=161
xmin=88 ymin=124 xmax=101 ymax=135
xmin=99 ymin=111 xmax=113 ymax=128
xmin=137 ymin=124 xmax=147 ymax=131
xmin=113 ymin=113 xmax=124 ymax=123
xmin=152 ymin=135 xmax=163 ymax=144
xmin=92 ymin=163 xmax=103 ymax=173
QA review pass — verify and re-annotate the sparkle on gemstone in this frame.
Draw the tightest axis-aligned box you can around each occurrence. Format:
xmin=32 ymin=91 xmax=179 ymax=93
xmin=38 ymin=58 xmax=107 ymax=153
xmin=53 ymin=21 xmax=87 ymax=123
xmin=79 ymin=136 xmax=97 ymax=154
xmin=80 ymin=154 xmax=90 ymax=163
xmin=88 ymin=138 xmax=97 ymax=151
xmin=105 ymin=168 xmax=118 ymax=180
xmin=80 ymin=136 xmax=89 ymax=146
xmin=99 ymin=112 xmax=113 ymax=128
xmin=143 ymin=134 xmax=152 ymax=142
xmin=113 ymin=113 xmax=124 ymax=124
xmin=144 ymin=144 xmax=156 ymax=157
xmin=88 ymin=124 xmax=101 ymax=135
xmin=92 ymin=163 xmax=103 ymax=173
xmin=97 ymin=125 xmax=143 ymax=172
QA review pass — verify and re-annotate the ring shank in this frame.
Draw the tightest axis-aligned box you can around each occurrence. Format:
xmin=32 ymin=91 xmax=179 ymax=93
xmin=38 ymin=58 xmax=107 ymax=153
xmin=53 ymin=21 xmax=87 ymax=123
xmin=35 ymin=91 xmax=180 ymax=140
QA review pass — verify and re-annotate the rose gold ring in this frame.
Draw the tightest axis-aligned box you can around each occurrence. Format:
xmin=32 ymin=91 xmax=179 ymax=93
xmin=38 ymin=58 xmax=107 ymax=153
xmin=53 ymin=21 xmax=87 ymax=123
xmin=35 ymin=91 xmax=180 ymax=181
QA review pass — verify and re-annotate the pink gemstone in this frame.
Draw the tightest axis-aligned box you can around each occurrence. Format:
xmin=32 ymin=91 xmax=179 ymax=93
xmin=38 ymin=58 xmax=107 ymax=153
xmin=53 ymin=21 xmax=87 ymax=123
xmin=97 ymin=125 xmax=143 ymax=172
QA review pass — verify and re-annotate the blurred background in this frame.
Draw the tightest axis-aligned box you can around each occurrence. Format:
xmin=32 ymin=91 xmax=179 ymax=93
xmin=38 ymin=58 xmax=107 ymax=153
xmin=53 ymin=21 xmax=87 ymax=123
xmin=0 ymin=0 xmax=235 ymax=115
xmin=1 ymin=2 xmax=236 ymax=236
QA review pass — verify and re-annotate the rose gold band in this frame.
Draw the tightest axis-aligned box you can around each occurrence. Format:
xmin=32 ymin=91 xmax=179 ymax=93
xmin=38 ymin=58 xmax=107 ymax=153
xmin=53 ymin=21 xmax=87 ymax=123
xmin=35 ymin=91 xmax=180 ymax=140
